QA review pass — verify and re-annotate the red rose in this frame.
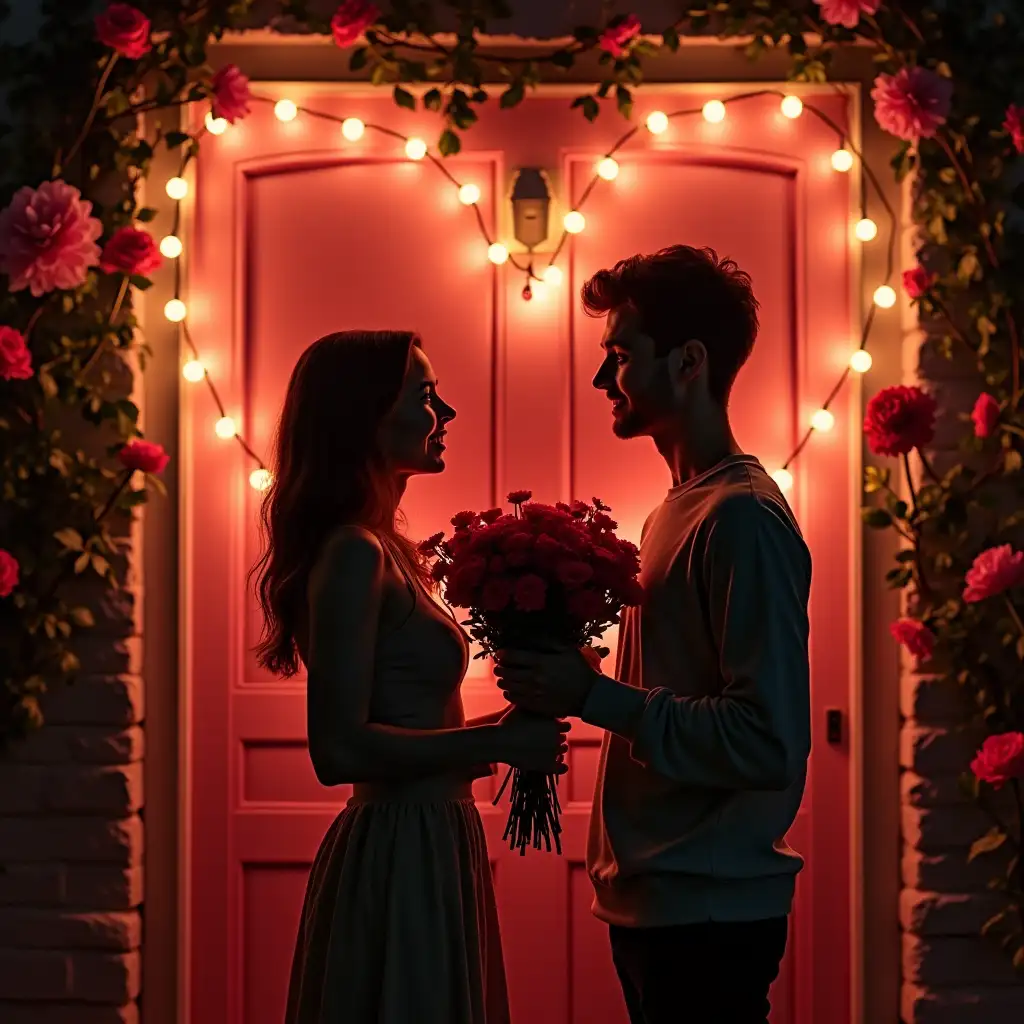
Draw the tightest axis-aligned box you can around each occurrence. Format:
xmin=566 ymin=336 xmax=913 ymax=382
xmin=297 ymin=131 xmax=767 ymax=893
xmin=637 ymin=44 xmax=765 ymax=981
xmin=1005 ymin=104 xmax=1024 ymax=155
xmin=0 ymin=326 xmax=33 ymax=381
xmin=480 ymin=577 xmax=513 ymax=612
xmin=211 ymin=64 xmax=251 ymax=124
xmin=99 ymin=226 xmax=162 ymax=278
xmin=451 ymin=510 xmax=477 ymax=528
xmin=971 ymin=393 xmax=1000 ymax=439
xmin=95 ymin=3 xmax=151 ymax=59
xmin=598 ymin=14 xmax=641 ymax=58
xmin=0 ymin=549 xmax=19 ymax=598
xmin=863 ymin=385 xmax=937 ymax=457
xmin=514 ymin=574 xmax=547 ymax=612
xmin=970 ymin=731 xmax=1024 ymax=789
xmin=889 ymin=618 xmax=935 ymax=661
xmin=507 ymin=489 xmax=533 ymax=504
xmin=330 ymin=0 xmax=379 ymax=47
xmin=556 ymin=560 xmax=594 ymax=588
xmin=418 ymin=531 xmax=445 ymax=554
xmin=118 ymin=439 xmax=169 ymax=474
xmin=480 ymin=507 xmax=503 ymax=524
xmin=567 ymin=588 xmax=608 ymax=622
xmin=963 ymin=544 xmax=1024 ymax=603
xmin=591 ymin=512 xmax=618 ymax=531
xmin=902 ymin=266 xmax=936 ymax=299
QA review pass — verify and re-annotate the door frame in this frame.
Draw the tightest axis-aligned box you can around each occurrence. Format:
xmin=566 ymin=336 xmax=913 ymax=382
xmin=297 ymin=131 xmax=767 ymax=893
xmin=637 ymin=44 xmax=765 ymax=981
xmin=140 ymin=48 xmax=905 ymax=1024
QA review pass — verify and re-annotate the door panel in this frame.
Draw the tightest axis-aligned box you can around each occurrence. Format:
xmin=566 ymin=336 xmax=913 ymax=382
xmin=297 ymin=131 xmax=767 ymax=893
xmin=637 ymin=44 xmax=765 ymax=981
xmin=184 ymin=84 xmax=856 ymax=1024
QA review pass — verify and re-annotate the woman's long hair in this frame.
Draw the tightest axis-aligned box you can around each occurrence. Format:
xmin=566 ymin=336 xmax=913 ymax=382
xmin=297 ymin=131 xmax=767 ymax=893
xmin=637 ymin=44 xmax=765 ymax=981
xmin=251 ymin=330 xmax=432 ymax=677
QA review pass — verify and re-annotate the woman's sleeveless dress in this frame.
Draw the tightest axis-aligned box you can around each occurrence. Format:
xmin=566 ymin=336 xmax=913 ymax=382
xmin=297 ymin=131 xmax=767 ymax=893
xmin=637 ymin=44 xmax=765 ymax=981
xmin=284 ymin=553 xmax=510 ymax=1024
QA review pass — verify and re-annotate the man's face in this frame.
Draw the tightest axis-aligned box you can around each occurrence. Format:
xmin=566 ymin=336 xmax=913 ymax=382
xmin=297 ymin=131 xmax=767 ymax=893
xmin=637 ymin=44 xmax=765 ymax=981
xmin=591 ymin=307 xmax=675 ymax=439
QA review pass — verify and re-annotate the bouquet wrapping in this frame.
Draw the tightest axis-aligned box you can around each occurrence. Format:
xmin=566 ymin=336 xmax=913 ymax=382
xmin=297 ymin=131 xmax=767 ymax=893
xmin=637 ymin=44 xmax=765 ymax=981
xmin=421 ymin=491 xmax=642 ymax=855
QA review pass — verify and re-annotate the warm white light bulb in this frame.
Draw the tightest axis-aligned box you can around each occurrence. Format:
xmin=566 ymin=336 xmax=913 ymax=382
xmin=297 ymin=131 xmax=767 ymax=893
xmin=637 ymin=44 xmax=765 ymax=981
xmin=205 ymin=112 xmax=227 ymax=135
xmin=542 ymin=265 xmax=563 ymax=287
xmin=182 ymin=359 xmax=205 ymax=382
xmin=831 ymin=148 xmax=854 ymax=172
xmin=873 ymin=285 xmax=897 ymax=308
xmin=563 ymin=210 xmax=586 ymax=234
xmin=810 ymin=408 xmax=835 ymax=432
xmin=159 ymin=235 xmax=183 ymax=259
xmin=274 ymin=99 xmax=297 ymax=122
xmin=771 ymin=468 xmax=794 ymax=493
xmin=405 ymin=137 xmax=427 ymax=160
xmin=163 ymin=298 xmax=186 ymax=322
xmin=646 ymin=110 xmax=669 ymax=134
xmin=850 ymin=350 xmax=873 ymax=373
xmin=780 ymin=95 xmax=803 ymax=119
xmin=165 ymin=177 xmax=188 ymax=200
xmin=487 ymin=243 xmax=509 ymax=265
xmin=855 ymin=217 xmax=878 ymax=242
xmin=597 ymin=157 xmax=619 ymax=181
xmin=341 ymin=117 xmax=365 ymax=141
xmin=214 ymin=416 xmax=237 ymax=439
xmin=249 ymin=468 xmax=272 ymax=492
xmin=702 ymin=100 xmax=726 ymax=124
xmin=458 ymin=183 xmax=481 ymax=205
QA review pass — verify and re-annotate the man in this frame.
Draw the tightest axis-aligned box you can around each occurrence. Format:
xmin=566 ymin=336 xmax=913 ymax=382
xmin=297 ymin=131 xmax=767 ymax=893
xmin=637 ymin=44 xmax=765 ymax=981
xmin=495 ymin=245 xmax=812 ymax=1024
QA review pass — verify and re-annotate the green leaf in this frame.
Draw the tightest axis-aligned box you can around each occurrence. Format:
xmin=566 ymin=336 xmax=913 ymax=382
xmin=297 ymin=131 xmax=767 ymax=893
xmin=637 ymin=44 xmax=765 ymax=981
xmin=135 ymin=207 xmax=157 ymax=223
xmin=129 ymin=274 xmax=153 ymax=291
xmin=69 ymin=607 xmax=95 ymax=628
xmin=861 ymin=508 xmax=893 ymax=529
xmin=438 ymin=129 xmax=461 ymax=157
xmin=59 ymin=649 xmax=81 ymax=675
xmin=423 ymin=88 xmax=442 ymax=112
xmin=550 ymin=50 xmax=575 ymax=70
xmin=957 ymin=251 xmax=980 ymax=283
xmin=615 ymin=85 xmax=633 ymax=120
xmin=165 ymin=131 xmax=190 ymax=149
xmin=1003 ymin=450 xmax=1021 ymax=474
xmin=662 ymin=26 xmax=680 ymax=51
xmin=499 ymin=82 xmax=524 ymax=109
xmin=968 ymin=827 xmax=1006 ymax=862
xmin=74 ymin=552 xmax=90 ymax=575
xmin=393 ymin=86 xmax=415 ymax=110
xmin=349 ymin=46 xmax=367 ymax=72
xmin=571 ymin=94 xmax=600 ymax=122
xmin=54 ymin=528 xmax=84 ymax=552
xmin=91 ymin=554 xmax=110 ymax=577
xmin=38 ymin=368 xmax=58 ymax=399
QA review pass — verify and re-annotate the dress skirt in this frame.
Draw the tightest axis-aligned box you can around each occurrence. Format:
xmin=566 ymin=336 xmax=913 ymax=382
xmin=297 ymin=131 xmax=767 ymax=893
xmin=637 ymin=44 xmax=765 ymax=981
xmin=285 ymin=776 xmax=511 ymax=1024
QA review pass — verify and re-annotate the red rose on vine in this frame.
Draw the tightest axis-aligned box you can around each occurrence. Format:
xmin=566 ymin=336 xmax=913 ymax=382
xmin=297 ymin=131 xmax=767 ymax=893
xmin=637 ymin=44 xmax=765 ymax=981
xmin=95 ymin=3 xmax=152 ymax=60
xmin=0 ymin=326 xmax=33 ymax=381
xmin=211 ymin=64 xmax=252 ymax=124
xmin=330 ymin=0 xmax=380 ymax=48
xmin=814 ymin=0 xmax=879 ymax=30
xmin=0 ymin=550 xmax=20 ymax=598
xmin=889 ymin=618 xmax=935 ymax=661
xmin=1004 ymin=104 xmax=1024 ymax=155
xmin=99 ymin=226 xmax=162 ymax=278
xmin=971 ymin=393 xmax=1000 ymax=439
xmin=118 ymin=439 xmax=169 ymax=475
xmin=863 ymin=385 xmax=937 ymax=456
xmin=970 ymin=732 xmax=1024 ymax=789
xmin=871 ymin=67 xmax=952 ymax=141
xmin=902 ymin=266 xmax=936 ymax=299
xmin=598 ymin=15 xmax=641 ymax=58
xmin=962 ymin=545 xmax=1024 ymax=603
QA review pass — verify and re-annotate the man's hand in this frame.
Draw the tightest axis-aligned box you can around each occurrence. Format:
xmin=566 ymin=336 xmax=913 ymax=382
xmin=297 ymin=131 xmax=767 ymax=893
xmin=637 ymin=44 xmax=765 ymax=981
xmin=493 ymin=646 xmax=601 ymax=718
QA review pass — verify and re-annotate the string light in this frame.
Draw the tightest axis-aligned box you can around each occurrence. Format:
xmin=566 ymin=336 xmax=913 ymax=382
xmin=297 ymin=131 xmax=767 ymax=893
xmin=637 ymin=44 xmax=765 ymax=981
xmin=204 ymin=112 xmax=227 ymax=135
xmin=850 ymin=350 xmax=873 ymax=373
xmin=159 ymin=234 xmax=182 ymax=259
xmin=855 ymin=217 xmax=878 ymax=241
xmin=702 ymin=100 xmax=726 ymax=123
xmin=171 ymin=88 xmax=896 ymax=500
xmin=810 ymin=408 xmax=835 ymax=432
xmin=780 ymin=95 xmax=804 ymax=119
xmin=249 ymin=468 xmax=273 ymax=492
xmin=873 ymin=284 xmax=897 ymax=308
xmin=563 ymin=210 xmax=586 ymax=234
xmin=405 ymin=137 xmax=427 ymax=160
xmin=646 ymin=111 xmax=669 ymax=135
xmin=214 ymin=416 xmax=237 ymax=439
xmin=341 ymin=117 xmax=365 ymax=141
xmin=182 ymin=359 xmax=205 ymax=382
xmin=831 ymin=148 xmax=854 ymax=172
xmin=165 ymin=176 xmax=188 ymax=200
xmin=274 ymin=99 xmax=297 ymax=122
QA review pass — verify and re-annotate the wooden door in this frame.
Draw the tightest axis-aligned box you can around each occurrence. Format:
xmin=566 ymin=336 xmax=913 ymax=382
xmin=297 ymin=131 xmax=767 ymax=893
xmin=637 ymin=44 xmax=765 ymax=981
xmin=183 ymin=83 xmax=857 ymax=1024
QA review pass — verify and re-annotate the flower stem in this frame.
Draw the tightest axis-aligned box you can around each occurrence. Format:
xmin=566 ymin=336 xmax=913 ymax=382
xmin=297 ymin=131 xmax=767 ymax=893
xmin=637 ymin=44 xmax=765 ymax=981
xmin=1004 ymin=595 xmax=1024 ymax=641
xmin=94 ymin=469 xmax=133 ymax=523
xmin=78 ymin=276 xmax=131 ymax=382
xmin=59 ymin=53 xmax=117 ymax=173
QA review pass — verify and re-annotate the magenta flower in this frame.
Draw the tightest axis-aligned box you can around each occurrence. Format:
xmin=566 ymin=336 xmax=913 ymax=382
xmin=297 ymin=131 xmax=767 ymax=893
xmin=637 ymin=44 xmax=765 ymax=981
xmin=963 ymin=545 xmax=1024 ymax=603
xmin=871 ymin=67 xmax=952 ymax=141
xmin=970 ymin=393 xmax=1000 ymax=440
xmin=902 ymin=266 xmax=936 ymax=299
xmin=211 ymin=64 xmax=252 ymax=124
xmin=0 ymin=326 xmax=33 ymax=381
xmin=1004 ymin=104 xmax=1024 ymax=155
xmin=814 ymin=0 xmax=880 ymax=30
xmin=330 ymin=0 xmax=379 ymax=48
xmin=598 ymin=15 xmax=642 ymax=58
xmin=890 ymin=618 xmax=935 ymax=661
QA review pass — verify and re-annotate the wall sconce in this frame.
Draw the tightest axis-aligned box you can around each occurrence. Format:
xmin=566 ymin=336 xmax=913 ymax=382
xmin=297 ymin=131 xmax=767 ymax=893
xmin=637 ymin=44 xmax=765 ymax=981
xmin=510 ymin=168 xmax=551 ymax=251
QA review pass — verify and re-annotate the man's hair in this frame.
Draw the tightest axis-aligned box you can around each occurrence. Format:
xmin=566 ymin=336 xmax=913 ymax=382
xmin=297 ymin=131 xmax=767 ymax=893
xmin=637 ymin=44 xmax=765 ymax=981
xmin=581 ymin=245 xmax=760 ymax=404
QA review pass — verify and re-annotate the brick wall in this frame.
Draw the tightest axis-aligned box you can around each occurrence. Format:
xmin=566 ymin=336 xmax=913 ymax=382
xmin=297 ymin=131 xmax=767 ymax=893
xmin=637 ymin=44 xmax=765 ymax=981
xmin=899 ymin=189 xmax=1024 ymax=1023
xmin=0 ymin=534 xmax=143 ymax=1020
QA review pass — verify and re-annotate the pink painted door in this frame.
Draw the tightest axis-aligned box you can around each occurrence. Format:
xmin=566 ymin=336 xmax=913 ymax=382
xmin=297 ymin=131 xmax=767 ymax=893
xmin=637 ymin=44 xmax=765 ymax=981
xmin=184 ymin=84 xmax=856 ymax=1024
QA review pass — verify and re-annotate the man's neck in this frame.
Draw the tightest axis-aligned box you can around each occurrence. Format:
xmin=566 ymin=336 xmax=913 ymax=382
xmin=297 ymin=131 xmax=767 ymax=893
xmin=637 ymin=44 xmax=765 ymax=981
xmin=652 ymin=405 xmax=743 ymax=489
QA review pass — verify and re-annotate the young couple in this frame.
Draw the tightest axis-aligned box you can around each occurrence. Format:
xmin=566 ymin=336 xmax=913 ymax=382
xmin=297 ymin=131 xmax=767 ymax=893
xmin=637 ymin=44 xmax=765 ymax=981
xmin=253 ymin=245 xmax=813 ymax=1024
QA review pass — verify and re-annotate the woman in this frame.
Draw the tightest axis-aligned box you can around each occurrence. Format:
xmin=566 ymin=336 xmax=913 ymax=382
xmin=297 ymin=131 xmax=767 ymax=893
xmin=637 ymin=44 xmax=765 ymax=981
xmin=252 ymin=330 xmax=568 ymax=1024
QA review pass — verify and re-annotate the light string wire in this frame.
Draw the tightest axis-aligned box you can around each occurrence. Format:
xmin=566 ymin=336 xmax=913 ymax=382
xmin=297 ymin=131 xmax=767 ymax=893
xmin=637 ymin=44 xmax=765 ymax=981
xmin=160 ymin=87 xmax=896 ymax=492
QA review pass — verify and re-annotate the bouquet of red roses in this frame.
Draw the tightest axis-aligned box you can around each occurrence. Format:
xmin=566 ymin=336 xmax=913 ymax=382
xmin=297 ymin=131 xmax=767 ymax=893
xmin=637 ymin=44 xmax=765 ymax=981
xmin=420 ymin=490 xmax=643 ymax=855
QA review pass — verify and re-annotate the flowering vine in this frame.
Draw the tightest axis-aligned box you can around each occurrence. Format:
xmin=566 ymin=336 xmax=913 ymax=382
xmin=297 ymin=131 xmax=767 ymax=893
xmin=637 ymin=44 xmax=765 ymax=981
xmin=1 ymin=0 xmax=1023 ymax=972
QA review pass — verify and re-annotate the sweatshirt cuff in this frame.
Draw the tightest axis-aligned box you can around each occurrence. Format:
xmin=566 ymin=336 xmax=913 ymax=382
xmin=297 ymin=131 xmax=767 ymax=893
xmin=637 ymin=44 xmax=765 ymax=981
xmin=581 ymin=675 xmax=648 ymax=738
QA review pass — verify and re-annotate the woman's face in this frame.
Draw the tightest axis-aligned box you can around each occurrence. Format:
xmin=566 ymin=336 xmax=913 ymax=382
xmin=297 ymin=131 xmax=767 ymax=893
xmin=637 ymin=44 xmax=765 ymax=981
xmin=377 ymin=346 xmax=456 ymax=477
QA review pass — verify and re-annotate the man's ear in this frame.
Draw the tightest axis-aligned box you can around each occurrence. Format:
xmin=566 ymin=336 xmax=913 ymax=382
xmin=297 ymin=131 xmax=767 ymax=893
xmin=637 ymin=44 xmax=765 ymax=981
xmin=667 ymin=339 xmax=707 ymax=383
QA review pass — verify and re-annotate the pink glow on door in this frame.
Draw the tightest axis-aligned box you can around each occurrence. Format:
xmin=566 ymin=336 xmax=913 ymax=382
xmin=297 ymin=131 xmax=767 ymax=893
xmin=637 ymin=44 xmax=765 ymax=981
xmin=184 ymin=86 xmax=856 ymax=1024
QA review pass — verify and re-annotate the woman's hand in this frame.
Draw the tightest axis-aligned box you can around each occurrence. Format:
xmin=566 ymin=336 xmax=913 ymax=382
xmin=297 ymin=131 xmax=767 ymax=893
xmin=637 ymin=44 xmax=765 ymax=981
xmin=493 ymin=706 xmax=570 ymax=773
